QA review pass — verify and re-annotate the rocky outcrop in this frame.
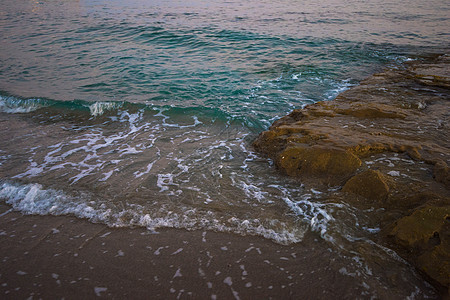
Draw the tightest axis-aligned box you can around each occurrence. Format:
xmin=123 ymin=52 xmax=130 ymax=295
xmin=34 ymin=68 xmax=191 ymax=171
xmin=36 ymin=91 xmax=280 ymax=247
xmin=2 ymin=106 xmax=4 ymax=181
xmin=253 ymin=54 xmax=450 ymax=291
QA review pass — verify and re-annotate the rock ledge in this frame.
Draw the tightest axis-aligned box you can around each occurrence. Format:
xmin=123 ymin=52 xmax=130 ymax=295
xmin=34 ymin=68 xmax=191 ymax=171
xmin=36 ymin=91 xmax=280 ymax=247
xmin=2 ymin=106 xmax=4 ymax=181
xmin=253 ymin=54 xmax=450 ymax=291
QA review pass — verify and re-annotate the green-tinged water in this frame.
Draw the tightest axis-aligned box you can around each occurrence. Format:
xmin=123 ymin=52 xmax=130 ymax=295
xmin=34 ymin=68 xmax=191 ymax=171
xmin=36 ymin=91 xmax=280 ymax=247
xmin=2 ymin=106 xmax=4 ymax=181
xmin=0 ymin=0 xmax=448 ymax=297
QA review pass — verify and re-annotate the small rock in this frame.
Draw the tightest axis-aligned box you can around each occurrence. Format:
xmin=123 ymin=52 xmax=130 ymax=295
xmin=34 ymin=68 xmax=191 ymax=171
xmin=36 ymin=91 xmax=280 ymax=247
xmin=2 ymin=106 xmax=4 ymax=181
xmin=342 ymin=170 xmax=389 ymax=201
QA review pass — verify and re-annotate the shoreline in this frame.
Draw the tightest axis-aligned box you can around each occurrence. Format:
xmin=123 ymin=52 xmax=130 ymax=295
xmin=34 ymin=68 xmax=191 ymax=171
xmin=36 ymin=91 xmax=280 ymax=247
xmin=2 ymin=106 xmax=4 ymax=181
xmin=0 ymin=55 xmax=448 ymax=299
xmin=0 ymin=203 xmax=390 ymax=299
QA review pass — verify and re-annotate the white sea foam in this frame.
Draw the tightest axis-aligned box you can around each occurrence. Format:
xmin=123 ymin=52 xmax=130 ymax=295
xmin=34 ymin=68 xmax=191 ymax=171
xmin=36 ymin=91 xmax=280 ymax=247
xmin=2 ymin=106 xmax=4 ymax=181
xmin=171 ymin=248 xmax=183 ymax=255
xmin=134 ymin=162 xmax=155 ymax=178
xmin=223 ymin=277 xmax=233 ymax=286
xmin=99 ymin=170 xmax=114 ymax=182
xmin=268 ymin=184 xmax=336 ymax=240
xmin=157 ymin=174 xmax=177 ymax=192
xmin=0 ymin=95 xmax=48 ymax=113
xmin=173 ymin=268 xmax=182 ymax=278
xmin=88 ymin=102 xmax=122 ymax=116
xmin=13 ymin=109 xmax=156 ymax=184
xmin=94 ymin=287 xmax=107 ymax=297
xmin=0 ymin=181 xmax=306 ymax=245
xmin=0 ymin=181 xmax=97 ymax=218
xmin=156 ymin=108 xmax=202 ymax=129
xmin=387 ymin=171 xmax=400 ymax=177
xmin=324 ymin=79 xmax=353 ymax=100
xmin=0 ymin=104 xmax=324 ymax=246
xmin=235 ymin=181 xmax=268 ymax=202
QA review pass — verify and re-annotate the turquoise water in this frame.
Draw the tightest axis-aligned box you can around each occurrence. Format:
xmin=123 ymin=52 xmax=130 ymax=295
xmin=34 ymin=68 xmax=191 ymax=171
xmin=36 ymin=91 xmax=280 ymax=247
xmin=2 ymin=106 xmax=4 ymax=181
xmin=0 ymin=0 xmax=448 ymax=297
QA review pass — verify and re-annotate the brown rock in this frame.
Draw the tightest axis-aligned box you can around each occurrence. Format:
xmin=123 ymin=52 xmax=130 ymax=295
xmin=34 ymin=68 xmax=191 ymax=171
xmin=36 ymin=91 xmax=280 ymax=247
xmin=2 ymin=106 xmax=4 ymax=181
xmin=342 ymin=170 xmax=389 ymax=201
xmin=412 ymin=54 xmax=450 ymax=88
xmin=276 ymin=146 xmax=361 ymax=185
xmin=336 ymin=105 xmax=406 ymax=119
xmin=390 ymin=205 xmax=450 ymax=249
xmin=389 ymin=205 xmax=450 ymax=288
xmin=253 ymin=55 xmax=449 ymax=172
xmin=417 ymin=234 xmax=450 ymax=288
xmin=434 ymin=160 xmax=450 ymax=188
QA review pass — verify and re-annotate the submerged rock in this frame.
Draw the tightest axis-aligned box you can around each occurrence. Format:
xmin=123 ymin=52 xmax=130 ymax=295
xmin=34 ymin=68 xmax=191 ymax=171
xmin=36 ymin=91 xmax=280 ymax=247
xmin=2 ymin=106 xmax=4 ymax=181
xmin=253 ymin=54 xmax=450 ymax=292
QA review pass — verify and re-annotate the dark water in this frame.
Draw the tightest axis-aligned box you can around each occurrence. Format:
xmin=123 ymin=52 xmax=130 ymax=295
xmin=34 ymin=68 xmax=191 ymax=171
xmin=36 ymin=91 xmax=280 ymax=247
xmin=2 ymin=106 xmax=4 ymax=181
xmin=0 ymin=0 xmax=449 ymax=297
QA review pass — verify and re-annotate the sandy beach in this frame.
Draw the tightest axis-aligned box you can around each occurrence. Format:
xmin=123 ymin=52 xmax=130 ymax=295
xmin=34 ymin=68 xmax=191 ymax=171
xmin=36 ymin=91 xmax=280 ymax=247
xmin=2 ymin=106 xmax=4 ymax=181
xmin=3 ymin=200 xmax=444 ymax=300
xmin=0 ymin=202 xmax=384 ymax=299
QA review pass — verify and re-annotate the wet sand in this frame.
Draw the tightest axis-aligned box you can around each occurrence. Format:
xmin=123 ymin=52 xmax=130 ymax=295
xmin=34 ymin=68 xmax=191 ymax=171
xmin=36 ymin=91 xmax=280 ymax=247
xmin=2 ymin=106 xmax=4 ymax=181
xmin=0 ymin=203 xmax=374 ymax=299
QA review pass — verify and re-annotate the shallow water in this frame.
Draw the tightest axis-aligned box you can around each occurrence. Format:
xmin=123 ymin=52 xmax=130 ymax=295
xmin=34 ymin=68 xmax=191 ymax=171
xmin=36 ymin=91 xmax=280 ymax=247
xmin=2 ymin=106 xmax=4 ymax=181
xmin=0 ymin=0 xmax=448 ymax=297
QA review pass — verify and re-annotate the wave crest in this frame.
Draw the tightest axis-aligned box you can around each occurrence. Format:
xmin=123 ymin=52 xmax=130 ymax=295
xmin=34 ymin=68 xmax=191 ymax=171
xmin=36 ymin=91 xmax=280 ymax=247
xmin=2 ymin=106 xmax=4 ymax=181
xmin=0 ymin=95 xmax=49 ymax=113
xmin=88 ymin=101 xmax=124 ymax=116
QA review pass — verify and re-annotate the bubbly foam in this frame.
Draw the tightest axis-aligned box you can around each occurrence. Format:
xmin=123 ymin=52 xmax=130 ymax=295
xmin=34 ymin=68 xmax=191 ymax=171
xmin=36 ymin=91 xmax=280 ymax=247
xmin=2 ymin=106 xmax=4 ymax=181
xmin=0 ymin=95 xmax=49 ymax=113
xmin=268 ymin=184 xmax=339 ymax=240
xmin=0 ymin=180 xmax=307 ymax=244
xmin=0 ymin=181 xmax=95 ymax=217
xmin=1 ymin=100 xmax=346 ymax=246
xmin=1 ymin=92 xmax=355 ymax=248
xmin=88 ymin=102 xmax=123 ymax=116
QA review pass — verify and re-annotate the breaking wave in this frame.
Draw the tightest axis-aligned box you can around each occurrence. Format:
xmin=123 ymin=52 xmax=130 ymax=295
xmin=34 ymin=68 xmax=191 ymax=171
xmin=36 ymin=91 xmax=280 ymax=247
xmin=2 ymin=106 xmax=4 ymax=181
xmin=0 ymin=180 xmax=307 ymax=245
xmin=0 ymin=95 xmax=51 ymax=113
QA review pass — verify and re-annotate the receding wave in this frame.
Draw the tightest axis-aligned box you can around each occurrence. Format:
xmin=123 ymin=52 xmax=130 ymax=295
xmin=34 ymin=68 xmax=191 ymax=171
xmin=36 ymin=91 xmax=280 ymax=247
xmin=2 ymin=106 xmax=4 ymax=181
xmin=0 ymin=85 xmax=358 ymax=247
xmin=0 ymin=180 xmax=306 ymax=245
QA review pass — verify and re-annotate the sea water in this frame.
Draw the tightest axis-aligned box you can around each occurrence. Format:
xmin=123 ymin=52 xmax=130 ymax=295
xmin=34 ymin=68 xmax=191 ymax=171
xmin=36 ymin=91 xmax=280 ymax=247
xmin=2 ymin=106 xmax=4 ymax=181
xmin=0 ymin=0 xmax=448 ymax=297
